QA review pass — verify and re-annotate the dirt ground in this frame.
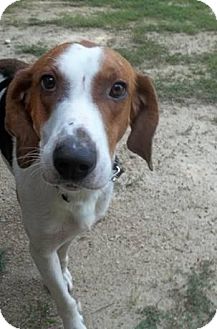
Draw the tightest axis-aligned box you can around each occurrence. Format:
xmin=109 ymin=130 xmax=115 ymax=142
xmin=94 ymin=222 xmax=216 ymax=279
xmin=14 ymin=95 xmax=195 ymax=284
xmin=0 ymin=2 xmax=217 ymax=329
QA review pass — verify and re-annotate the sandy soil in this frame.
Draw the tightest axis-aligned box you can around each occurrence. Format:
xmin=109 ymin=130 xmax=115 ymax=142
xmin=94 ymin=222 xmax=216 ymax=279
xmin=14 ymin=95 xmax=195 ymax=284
xmin=0 ymin=2 xmax=217 ymax=329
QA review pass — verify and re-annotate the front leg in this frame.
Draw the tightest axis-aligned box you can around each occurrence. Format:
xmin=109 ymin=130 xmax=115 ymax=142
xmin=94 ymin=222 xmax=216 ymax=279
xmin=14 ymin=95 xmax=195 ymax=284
xmin=58 ymin=240 xmax=73 ymax=292
xmin=30 ymin=244 xmax=86 ymax=329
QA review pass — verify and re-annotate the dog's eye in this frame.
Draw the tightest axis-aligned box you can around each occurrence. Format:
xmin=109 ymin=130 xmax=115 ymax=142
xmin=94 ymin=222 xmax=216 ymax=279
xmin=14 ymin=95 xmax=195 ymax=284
xmin=41 ymin=75 xmax=56 ymax=91
xmin=109 ymin=81 xmax=127 ymax=99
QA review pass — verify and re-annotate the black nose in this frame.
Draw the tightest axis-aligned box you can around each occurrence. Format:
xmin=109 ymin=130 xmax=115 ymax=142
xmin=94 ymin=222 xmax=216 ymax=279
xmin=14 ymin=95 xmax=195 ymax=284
xmin=53 ymin=138 xmax=97 ymax=181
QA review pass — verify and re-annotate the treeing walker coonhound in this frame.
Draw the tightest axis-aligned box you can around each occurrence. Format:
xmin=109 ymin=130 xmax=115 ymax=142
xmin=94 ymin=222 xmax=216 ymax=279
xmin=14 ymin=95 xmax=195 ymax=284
xmin=0 ymin=41 xmax=159 ymax=329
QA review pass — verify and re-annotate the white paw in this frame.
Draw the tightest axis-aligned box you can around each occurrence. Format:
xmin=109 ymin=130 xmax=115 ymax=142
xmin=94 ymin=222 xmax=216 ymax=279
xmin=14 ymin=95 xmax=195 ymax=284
xmin=73 ymin=302 xmax=87 ymax=329
xmin=63 ymin=268 xmax=73 ymax=292
xmin=73 ymin=314 xmax=87 ymax=329
xmin=63 ymin=301 xmax=87 ymax=329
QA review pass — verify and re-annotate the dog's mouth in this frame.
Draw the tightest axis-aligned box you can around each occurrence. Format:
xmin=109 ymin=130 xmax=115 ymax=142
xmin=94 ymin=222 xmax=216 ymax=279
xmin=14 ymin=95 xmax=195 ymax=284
xmin=41 ymin=164 xmax=113 ymax=191
xmin=42 ymin=172 xmax=81 ymax=191
xmin=62 ymin=182 xmax=80 ymax=191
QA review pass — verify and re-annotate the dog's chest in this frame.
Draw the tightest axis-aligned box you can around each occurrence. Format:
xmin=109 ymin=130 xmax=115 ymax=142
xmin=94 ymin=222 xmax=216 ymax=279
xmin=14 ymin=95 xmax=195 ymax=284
xmin=15 ymin=164 xmax=113 ymax=245
xmin=54 ymin=190 xmax=105 ymax=231
xmin=39 ymin=193 xmax=100 ymax=242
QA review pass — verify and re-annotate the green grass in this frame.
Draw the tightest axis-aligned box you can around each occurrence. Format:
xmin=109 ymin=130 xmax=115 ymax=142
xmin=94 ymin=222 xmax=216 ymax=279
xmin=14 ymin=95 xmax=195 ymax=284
xmin=19 ymin=300 xmax=58 ymax=329
xmin=7 ymin=0 xmax=216 ymax=34
xmin=135 ymin=306 xmax=161 ymax=329
xmin=29 ymin=9 xmax=141 ymax=29
xmin=134 ymin=261 xmax=216 ymax=329
xmin=156 ymin=77 xmax=217 ymax=104
xmin=0 ymin=249 xmax=6 ymax=273
xmin=15 ymin=43 xmax=49 ymax=57
xmin=116 ymin=38 xmax=168 ymax=67
xmin=59 ymin=0 xmax=217 ymax=33
xmin=156 ymin=49 xmax=217 ymax=103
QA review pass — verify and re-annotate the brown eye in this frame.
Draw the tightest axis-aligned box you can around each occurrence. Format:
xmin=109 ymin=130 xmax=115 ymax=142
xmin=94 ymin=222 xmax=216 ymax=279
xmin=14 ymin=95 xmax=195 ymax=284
xmin=41 ymin=75 xmax=56 ymax=91
xmin=109 ymin=81 xmax=127 ymax=99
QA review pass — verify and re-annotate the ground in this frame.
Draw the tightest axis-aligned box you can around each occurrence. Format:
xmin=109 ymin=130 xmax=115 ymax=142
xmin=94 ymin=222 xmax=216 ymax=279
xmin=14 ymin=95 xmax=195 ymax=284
xmin=0 ymin=1 xmax=217 ymax=329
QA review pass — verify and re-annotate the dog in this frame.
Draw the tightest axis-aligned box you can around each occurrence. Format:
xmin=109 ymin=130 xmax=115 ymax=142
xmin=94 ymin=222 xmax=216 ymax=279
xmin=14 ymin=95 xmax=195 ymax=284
xmin=0 ymin=41 xmax=159 ymax=329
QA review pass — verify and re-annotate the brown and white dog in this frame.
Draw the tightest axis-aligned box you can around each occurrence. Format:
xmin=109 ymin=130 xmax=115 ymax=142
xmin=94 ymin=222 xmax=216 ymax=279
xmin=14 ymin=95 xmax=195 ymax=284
xmin=0 ymin=41 xmax=159 ymax=329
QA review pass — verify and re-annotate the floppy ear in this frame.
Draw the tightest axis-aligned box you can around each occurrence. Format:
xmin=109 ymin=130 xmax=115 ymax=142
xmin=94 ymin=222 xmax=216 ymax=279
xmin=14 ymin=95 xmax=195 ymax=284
xmin=127 ymin=74 xmax=159 ymax=170
xmin=5 ymin=68 xmax=39 ymax=168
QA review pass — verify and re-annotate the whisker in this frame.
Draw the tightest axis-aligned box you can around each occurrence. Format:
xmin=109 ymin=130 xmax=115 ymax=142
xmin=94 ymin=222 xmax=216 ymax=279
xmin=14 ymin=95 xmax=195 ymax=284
xmin=16 ymin=157 xmax=40 ymax=167
xmin=16 ymin=149 xmax=41 ymax=166
xmin=16 ymin=155 xmax=40 ymax=161
xmin=30 ymin=164 xmax=41 ymax=177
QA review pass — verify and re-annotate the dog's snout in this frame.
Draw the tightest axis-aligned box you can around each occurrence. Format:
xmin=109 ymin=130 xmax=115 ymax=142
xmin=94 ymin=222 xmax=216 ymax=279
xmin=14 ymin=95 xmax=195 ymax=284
xmin=53 ymin=138 xmax=97 ymax=181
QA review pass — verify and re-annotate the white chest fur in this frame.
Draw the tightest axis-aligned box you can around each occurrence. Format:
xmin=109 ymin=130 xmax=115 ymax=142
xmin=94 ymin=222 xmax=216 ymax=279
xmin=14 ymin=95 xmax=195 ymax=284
xmin=13 ymin=157 xmax=113 ymax=251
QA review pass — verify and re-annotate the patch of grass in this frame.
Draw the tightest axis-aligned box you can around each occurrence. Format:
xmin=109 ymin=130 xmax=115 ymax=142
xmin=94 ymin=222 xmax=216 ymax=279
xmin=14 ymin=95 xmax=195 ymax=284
xmin=38 ymin=9 xmax=142 ymax=29
xmin=200 ymin=53 xmax=217 ymax=80
xmin=134 ymin=260 xmax=216 ymax=329
xmin=15 ymin=43 xmax=49 ymax=57
xmin=116 ymin=38 xmax=168 ymax=67
xmin=156 ymin=79 xmax=193 ymax=103
xmin=165 ymin=53 xmax=197 ymax=66
xmin=27 ymin=17 xmax=49 ymax=26
xmin=0 ymin=249 xmax=6 ymax=273
xmin=68 ymin=0 xmax=217 ymax=33
xmin=155 ymin=49 xmax=217 ymax=104
xmin=19 ymin=300 xmax=58 ymax=329
xmin=135 ymin=306 xmax=161 ymax=329
xmin=10 ymin=0 xmax=215 ymax=35
xmin=192 ymin=77 xmax=217 ymax=103
xmin=156 ymin=76 xmax=217 ymax=104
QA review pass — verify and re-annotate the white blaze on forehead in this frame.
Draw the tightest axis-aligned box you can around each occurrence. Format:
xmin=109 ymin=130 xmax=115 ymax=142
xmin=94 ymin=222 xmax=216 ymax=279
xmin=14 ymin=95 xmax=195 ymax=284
xmin=56 ymin=43 xmax=103 ymax=97
xmin=53 ymin=42 xmax=106 ymax=137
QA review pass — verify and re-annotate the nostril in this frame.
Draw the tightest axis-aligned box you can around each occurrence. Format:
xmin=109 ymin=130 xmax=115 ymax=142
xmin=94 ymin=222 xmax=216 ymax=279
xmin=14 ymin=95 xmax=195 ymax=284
xmin=55 ymin=159 xmax=70 ymax=175
xmin=79 ymin=164 xmax=90 ymax=172
xmin=53 ymin=140 xmax=97 ymax=181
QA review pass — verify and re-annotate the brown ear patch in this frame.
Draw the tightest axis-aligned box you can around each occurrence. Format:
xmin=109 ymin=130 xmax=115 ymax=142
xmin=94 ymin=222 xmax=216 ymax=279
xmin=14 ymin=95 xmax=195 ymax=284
xmin=5 ymin=68 xmax=39 ymax=168
xmin=0 ymin=59 xmax=28 ymax=79
xmin=127 ymin=74 xmax=159 ymax=170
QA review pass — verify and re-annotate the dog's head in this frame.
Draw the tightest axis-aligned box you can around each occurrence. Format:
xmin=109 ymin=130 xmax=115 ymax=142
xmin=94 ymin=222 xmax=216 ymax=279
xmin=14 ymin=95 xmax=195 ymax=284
xmin=5 ymin=41 xmax=159 ymax=190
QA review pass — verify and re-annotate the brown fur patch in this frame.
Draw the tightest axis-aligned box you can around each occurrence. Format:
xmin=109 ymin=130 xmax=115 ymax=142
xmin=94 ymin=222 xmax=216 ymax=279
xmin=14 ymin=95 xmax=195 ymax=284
xmin=127 ymin=74 xmax=159 ymax=170
xmin=0 ymin=59 xmax=28 ymax=78
xmin=80 ymin=39 xmax=98 ymax=48
xmin=93 ymin=48 xmax=136 ymax=155
xmin=5 ymin=43 xmax=71 ymax=167
xmin=93 ymin=47 xmax=159 ymax=168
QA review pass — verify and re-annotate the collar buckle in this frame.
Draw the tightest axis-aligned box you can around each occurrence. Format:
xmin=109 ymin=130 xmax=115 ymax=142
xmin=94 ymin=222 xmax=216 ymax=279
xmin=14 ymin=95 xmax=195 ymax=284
xmin=111 ymin=156 xmax=124 ymax=182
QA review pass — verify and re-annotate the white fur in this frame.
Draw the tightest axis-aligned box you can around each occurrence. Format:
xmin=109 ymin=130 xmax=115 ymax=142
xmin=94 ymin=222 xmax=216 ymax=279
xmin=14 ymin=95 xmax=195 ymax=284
xmin=0 ymin=73 xmax=6 ymax=99
xmin=11 ymin=44 xmax=115 ymax=329
xmin=41 ymin=43 xmax=112 ymax=190
xmin=13 ymin=146 xmax=113 ymax=329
